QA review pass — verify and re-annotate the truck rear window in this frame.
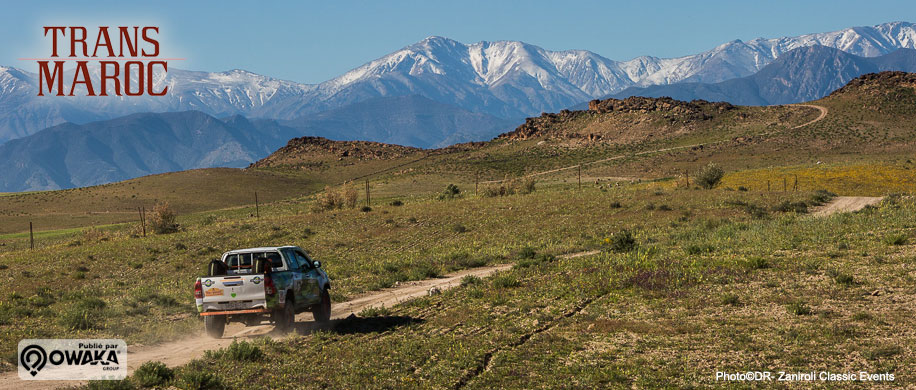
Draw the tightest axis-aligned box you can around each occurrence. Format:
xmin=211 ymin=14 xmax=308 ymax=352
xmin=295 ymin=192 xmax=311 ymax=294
xmin=225 ymin=251 xmax=283 ymax=273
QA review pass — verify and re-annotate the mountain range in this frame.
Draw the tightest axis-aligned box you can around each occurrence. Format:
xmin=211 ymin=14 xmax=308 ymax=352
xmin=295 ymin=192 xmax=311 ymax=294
xmin=0 ymin=112 xmax=299 ymax=191
xmin=608 ymin=46 xmax=916 ymax=105
xmin=2 ymin=22 xmax=915 ymax=146
xmin=2 ymin=21 xmax=916 ymax=191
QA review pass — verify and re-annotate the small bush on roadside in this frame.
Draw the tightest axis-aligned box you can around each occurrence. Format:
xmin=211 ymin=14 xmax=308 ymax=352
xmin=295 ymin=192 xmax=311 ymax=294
xmin=773 ymin=201 xmax=808 ymax=213
xmin=460 ymin=275 xmax=482 ymax=286
xmin=149 ymin=202 xmax=179 ymax=234
xmin=359 ymin=306 xmax=391 ymax=317
xmin=390 ymin=200 xmax=404 ymax=206
xmin=361 ymin=206 xmax=372 ymax=212
xmin=609 ymin=201 xmax=622 ymax=209
xmin=809 ymin=189 xmax=837 ymax=205
xmin=207 ymin=340 xmax=263 ymax=362
xmin=133 ymin=361 xmax=174 ymax=388
xmin=696 ymin=163 xmax=724 ymax=189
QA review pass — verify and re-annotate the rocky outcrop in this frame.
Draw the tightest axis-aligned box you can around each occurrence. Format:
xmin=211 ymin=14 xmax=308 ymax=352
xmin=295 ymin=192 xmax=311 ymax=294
xmin=830 ymin=71 xmax=916 ymax=96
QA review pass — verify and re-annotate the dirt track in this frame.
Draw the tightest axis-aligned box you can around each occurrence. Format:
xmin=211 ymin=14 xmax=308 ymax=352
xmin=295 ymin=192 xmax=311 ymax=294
xmin=812 ymin=196 xmax=883 ymax=216
xmin=1 ymin=256 xmax=587 ymax=389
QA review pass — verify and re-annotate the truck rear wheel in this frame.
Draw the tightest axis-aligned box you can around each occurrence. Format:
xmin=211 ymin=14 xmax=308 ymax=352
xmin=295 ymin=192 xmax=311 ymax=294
xmin=204 ymin=315 xmax=225 ymax=338
xmin=312 ymin=289 xmax=331 ymax=323
xmin=273 ymin=296 xmax=295 ymax=332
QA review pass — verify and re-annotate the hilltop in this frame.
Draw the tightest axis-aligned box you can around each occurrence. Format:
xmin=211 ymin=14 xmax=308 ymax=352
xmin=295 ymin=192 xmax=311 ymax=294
xmin=250 ymin=136 xmax=424 ymax=169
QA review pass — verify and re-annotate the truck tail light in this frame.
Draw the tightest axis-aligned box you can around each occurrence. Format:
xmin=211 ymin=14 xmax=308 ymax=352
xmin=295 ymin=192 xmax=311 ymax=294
xmin=194 ymin=279 xmax=203 ymax=299
xmin=264 ymin=274 xmax=277 ymax=296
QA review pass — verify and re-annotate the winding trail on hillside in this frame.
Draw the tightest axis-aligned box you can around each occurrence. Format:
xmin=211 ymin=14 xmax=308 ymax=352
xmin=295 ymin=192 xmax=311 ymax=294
xmin=481 ymin=104 xmax=829 ymax=185
xmin=0 ymin=250 xmax=599 ymax=389
xmin=790 ymin=104 xmax=828 ymax=129
xmin=811 ymin=196 xmax=882 ymax=216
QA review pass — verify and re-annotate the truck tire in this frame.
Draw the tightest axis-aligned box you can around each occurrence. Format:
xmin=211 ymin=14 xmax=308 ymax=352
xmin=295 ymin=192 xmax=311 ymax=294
xmin=273 ymin=295 xmax=295 ymax=332
xmin=204 ymin=315 xmax=225 ymax=338
xmin=207 ymin=259 xmax=227 ymax=277
xmin=312 ymin=289 xmax=331 ymax=323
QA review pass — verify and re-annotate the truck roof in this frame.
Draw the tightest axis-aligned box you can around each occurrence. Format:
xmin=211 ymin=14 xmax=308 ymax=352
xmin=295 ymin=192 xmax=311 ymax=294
xmin=224 ymin=246 xmax=298 ymax=254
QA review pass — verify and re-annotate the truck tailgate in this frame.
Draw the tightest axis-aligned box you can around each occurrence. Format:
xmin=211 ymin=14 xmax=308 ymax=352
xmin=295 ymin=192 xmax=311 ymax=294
xmin=200 ymin=275 xmax=267 ymax=312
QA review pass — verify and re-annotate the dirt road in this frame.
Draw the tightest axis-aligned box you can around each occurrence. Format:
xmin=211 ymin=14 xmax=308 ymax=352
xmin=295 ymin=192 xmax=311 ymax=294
xmin=811 ymin=196 xmax=883 ymax=216
xmin=1 ymin=263 xmax=530 ymax=389
xmin=791 ymin=104 xmax=828 ymax=129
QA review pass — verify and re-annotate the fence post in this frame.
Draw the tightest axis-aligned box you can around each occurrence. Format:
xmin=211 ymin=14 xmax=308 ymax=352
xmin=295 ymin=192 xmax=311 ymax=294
xmin=255 ymin=192 xmax=260 ymax=219
xmin=794 ymin=175 xmax=798 ymax=192
xmin=475 ymin=172 xmax=479 ymax=196
xmin=365 ymin=179 xmax=370 ymax=207
xmin=138 ymin=207 xmax=147 ymax=237
xmin=767 ymin=180 xmax=770 ymax=192
xmin=29 ymin=221 xmax=34 ymax=250
xmin=578 ymin=165 xmax=581 ymax=190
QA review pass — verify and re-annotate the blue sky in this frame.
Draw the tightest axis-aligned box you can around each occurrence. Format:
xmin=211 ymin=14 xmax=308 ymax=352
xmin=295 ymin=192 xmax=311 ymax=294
xmin=1 ymin=0 xmax=914 ymax=84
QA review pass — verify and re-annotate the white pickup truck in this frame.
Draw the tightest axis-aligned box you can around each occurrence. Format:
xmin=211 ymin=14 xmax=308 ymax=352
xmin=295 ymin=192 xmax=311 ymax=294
xmin=194 ymin=246 xmax=331 ymax=338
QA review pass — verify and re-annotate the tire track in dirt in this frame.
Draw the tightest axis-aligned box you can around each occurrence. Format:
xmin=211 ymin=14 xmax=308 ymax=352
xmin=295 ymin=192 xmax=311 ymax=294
xmin=453 ymin=297 xmax=598 ymax=389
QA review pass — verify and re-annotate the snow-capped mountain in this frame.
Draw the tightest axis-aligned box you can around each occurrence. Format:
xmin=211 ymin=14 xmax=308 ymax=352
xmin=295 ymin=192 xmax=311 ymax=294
xmin=1 ymin=21 xmax=915 ymax=146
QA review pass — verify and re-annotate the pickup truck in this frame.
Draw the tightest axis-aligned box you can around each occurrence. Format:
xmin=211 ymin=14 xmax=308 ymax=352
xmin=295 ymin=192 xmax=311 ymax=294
xmin=194 ymin=246 xmax=331 ymax=338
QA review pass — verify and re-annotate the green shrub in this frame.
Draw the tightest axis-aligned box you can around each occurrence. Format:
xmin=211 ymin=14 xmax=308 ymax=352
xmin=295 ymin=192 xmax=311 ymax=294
xmin=684 ymin=244 xmax=715 ymax=255
xmin=133 ymin=361 xmax=174 ymax=388
xmin=438 ymin=184 xmax=461 ymax=200
xmin=177 ymin=370 xmax=222 ymax=390
xmin=773 ymin=201 xmax=808 ymax=213
xmin=389 ymin=200 xmax=404 ymax=206
xmin=460 ymin=275 xmax=482 ymax=286
xmin=605 ymin=230 xmax=637 ymax=253
xmin=210 ymin=340 xmax=264 ymax=362
xmin=696 ymin=163 xmax=724 ymax=189
xmin=721 ymin=294 xmax=740 ymax=306
xmin=609 ymin=201 xmax=622 ymax=209
xmin=360 ymin=206 xmax=372 ymax=212
xmin=359 ymin=306 xmax=391 ymax=317
xmin=787 ymin=301 xmax=812 ymax=316
xmin=518 ymin=246 xmax=537 ymax=259
xmin=883 ymin=233 xmax=908 ymax=246
xmin=452 ymin=224 xmax=467 ymax=233
xmin=809 ymin=189 xmax=837 ymax=205
xmin=745 ymin=257 xmax=770 ymax=270
xmin=60 ymin=297 xmax=107 ymax=330
xmin=492 ymin=275 xmax=521 ymax=288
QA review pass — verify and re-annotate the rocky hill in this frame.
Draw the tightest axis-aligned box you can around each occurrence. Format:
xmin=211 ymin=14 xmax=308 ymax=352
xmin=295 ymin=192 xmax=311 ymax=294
xmin=249 ymin=136 xmax=423 ymax=169
xmin=499 ymin=96 xmax=736 ymax=142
